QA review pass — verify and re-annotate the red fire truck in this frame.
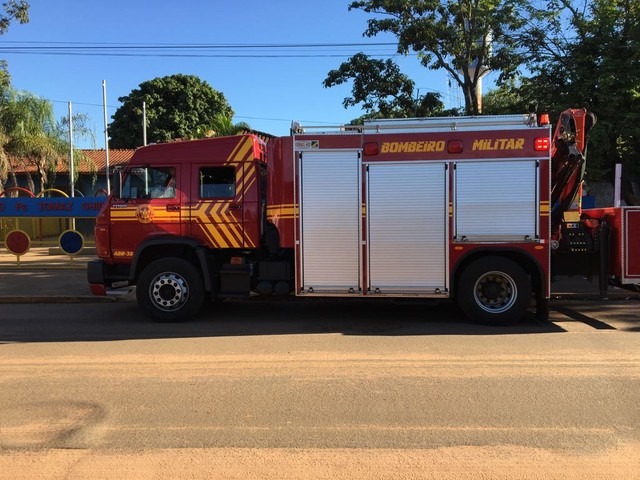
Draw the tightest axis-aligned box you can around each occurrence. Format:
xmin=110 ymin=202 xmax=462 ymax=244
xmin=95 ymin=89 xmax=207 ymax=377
xmin=88 ymin=109 xmax=640 ymax=324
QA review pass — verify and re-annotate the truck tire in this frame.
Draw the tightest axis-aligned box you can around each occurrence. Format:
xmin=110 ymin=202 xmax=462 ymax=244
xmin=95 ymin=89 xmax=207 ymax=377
xmin=457 ymin=256 xmax=531 ymax=325
xmin=136 ymin=257 xmax=205 ymax=322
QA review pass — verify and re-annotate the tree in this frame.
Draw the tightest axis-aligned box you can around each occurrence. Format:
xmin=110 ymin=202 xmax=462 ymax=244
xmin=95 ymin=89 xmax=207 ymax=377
xmin=194 ymin=113 xmax=251 ymax=138
xmin=109 ymin=74 xmax=234 ymax=148
xmin=0 ymin=90 xmax=62 ymax=193
xmin=0 ymin=0 xmax=28 ymax=34
xmin=0 ymin=1 xmax=29 ymax=89
xmin=323 ymin=52 xmax=445 ymax=119
xmin=0 ymin=89 xmax=92 ymax=195
xmin=483 ymin=0 xmax=640 ymax=203
xmin=335 ymin=0 xmax=538 ymax=115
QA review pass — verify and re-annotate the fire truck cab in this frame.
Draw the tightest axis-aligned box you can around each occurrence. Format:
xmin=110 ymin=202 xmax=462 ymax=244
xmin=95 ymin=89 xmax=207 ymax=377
xmin=89 ymin=113 xmax=554 ymax=324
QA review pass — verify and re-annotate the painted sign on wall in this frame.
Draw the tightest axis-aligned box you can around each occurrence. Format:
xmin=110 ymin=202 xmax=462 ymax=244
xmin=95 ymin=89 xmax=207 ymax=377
xmin=0 ymin=198 xmax=105 ymax=218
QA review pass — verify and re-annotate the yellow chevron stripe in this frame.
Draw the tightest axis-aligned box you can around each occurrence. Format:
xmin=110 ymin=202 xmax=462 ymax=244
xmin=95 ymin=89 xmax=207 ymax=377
xmin=206 ymin=202 xmax=243 ymax=248
xmin=215 ymin=213 xmax=242 ymax=246
xmin=191 ymin=203 xmax=226 ymax=248
xmin=200 ymin=205 xmax=230 ymax=248
xmin=195 ymin=218 xmax=228 ymax=248
xmin=240 ymin=165 xmax=257 ymax=199
xmin=244 ymin=234 xmax=255 ymax=248
xmin=243 ymin=175 xmax=257 ymax=199
xmin=204 ymin=203 xmax=226 ymax=247
xmin=226 ymin=137 xmax=245 ymax=162
xmin=227 ymin=137 xmax=252 ymax=164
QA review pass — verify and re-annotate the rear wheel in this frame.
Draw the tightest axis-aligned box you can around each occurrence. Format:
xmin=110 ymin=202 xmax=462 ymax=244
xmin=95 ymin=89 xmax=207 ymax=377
xmin=457 ymin=256 xmax=531 ymax=325
xmin=136 ymin=257 xmax=204 ymax=322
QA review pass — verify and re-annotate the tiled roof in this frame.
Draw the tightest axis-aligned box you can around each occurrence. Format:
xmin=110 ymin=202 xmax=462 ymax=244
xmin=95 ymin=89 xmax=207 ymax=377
xmin=9 ymin=149 xmax=135 ymax=174
xmin=79 ymin=149 xmax=134 ymax=173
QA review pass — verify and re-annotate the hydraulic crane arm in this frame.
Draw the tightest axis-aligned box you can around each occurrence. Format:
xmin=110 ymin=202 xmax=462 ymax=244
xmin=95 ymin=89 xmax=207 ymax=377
xmin=550 ymin=108 xmax=597 ymax=232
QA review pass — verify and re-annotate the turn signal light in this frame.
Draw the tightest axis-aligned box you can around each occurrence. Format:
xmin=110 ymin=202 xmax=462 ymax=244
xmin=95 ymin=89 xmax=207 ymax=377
xmin=534 ymin=137 xmax=550 ymax=151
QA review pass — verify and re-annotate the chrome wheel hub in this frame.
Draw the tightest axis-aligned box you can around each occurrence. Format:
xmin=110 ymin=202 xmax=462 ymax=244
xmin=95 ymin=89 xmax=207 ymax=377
xmin=473 ymin=271 xmax=517 ymax=314
xmin=149 ymin=272 xmax=189 ymax=311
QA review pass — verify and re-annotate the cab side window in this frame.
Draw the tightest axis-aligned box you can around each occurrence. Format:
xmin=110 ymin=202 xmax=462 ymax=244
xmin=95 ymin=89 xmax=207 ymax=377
xmin=150 ymin=167 xmax=176 ymax=199
xmin=121 ymin=166 xmax=176 ymax=199
xmin=200 ymin=167 xmax=235 ymax=198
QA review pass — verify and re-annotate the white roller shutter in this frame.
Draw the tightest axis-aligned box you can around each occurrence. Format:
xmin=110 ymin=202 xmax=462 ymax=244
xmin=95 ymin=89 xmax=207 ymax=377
xmin=300 ymin=150 xmax=360 ymax=292
xmin=455 ymin=160 xmax=538 ymax=241
xmin=368 ymin=163 xmax=447 ymax=292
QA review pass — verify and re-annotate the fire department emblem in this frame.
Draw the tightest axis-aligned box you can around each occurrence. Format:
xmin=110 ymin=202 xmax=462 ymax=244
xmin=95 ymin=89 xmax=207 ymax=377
xmin=135 ymin=205 xmax=154 ymax=223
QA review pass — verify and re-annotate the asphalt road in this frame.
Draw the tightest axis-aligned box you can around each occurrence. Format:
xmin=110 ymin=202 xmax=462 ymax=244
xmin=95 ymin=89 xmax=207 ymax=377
xmin=0 ymin=299 xmax=639 ymax=479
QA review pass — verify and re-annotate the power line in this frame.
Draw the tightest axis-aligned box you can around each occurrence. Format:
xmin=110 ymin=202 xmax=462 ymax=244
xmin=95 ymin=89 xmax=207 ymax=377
xmin=45 ymin=98 xmax=345 ymax=126
xmin=0 ymin=40 xmax=398 ymax=48
xmin=0 ymin=40 xmax=401 ymax=58
xmin=0 ymin=51 xmax=402 ymax=59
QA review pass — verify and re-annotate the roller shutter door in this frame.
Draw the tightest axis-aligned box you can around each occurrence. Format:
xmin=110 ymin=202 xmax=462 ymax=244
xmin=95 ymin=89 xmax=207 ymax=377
xmin=300 ymin=150 xmax=360 ymax=292
xmin=368 ymin=163 xmax=447 ymax=292
xmin=455 ymin=160 xmax=538 ymax=241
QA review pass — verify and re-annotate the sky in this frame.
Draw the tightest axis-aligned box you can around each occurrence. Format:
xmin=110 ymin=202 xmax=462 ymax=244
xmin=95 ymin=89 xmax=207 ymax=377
xmin=0 ymin=0 xmax=490 ymax=148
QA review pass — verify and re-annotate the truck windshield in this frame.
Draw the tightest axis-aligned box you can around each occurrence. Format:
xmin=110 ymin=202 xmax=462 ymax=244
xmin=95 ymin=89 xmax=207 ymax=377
xmin=120 ymin=166 xmax=176 ymax=199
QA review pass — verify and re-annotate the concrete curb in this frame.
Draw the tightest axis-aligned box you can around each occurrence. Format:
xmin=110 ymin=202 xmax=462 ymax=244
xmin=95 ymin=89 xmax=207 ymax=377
xmin=0 ymin=295 xmax=118 ymax=304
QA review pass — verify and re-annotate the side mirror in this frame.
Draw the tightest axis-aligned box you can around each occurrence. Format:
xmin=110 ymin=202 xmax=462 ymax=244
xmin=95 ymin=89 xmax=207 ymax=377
xmin=112 ymin=167 xmax=123 ymax=198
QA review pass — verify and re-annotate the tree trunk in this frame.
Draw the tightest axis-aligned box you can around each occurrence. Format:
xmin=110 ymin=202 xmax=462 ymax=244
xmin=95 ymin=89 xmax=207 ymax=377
xmin=9 ymin=168 xmax=18 ymax=188
xmin=461 ymin=70 xmax=480 ymax=115
xmin=26 ymin=172 xmax=35 ymax=195
xmin=36 ymin=161 xmax=47 ymax=195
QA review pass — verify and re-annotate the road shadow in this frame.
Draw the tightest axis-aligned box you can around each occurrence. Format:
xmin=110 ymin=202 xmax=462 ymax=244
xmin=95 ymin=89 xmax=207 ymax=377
xmin=550 ymin=300 xmax=640 ymax=332
xmin=0 ymin=297 xmax=566 ymax=343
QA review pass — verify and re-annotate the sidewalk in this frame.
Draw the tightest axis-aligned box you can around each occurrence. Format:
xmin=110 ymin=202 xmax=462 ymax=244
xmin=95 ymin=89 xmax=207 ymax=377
xmin=0 ymin=247 xmax=638 ymax=303
xmin=0 ymin=247 xmax=113 ymax=303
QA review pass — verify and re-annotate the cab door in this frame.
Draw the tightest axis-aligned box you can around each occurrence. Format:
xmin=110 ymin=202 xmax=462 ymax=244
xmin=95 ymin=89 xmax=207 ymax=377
xmin=188 ymin=163 xmax=245 ymax=249
xmin=109 ymin=165 xmax=182 ymax=260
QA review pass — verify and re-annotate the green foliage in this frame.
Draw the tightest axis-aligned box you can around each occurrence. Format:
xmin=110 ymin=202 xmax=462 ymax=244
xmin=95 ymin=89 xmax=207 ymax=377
xmin=481 ymin=79 xmax=529 ymax=114
xmin=0 ymin=89 xmax=92 ymax=194
xmin=194 ymin=114 xmax=251 ymax=138
xmin=0 ymin=1 xmax=29 ymax=90
xmin=109 ymin=74 xmax=234 ymax=148
xmin=0 ymin=0 xmax=29 ymax=34
xmin=484 ymin=0 xmax=640 ymax=202
xmin=342 ymin=0 xmax=536 ymax=114
xmin=324 ymin=52 xmax=445 ymax=118
xmin=0 ymin=89 xmax=63 ymax=192
xmin=325 ymin=53 xmax=415 ymax=115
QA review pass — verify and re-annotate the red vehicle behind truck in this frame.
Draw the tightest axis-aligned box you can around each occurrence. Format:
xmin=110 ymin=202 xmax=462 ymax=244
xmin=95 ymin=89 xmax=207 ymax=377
xmin=88 ymin=109 xmax=640 ymax=324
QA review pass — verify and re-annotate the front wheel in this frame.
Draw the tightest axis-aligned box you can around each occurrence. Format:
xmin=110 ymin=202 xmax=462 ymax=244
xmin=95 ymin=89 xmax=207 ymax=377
xmin=136 ymin=257 xmax=204 ymax=322
xmin=457 ymin=256 xmax=531 ymax=325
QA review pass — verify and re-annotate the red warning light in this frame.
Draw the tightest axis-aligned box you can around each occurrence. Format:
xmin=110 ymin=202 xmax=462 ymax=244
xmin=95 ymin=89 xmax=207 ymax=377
xmin=447 ymin=140 xmax=464 ymax=154
xmin=534 ymin=137 xmax=550 ymax=151
xmin=363 ymin=142 xmax=379 ymax=156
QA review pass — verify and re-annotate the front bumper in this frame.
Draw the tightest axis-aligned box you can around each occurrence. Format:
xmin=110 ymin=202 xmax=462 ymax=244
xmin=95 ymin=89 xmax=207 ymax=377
xmin=87 ymin=259 xmax=132 ymax=296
